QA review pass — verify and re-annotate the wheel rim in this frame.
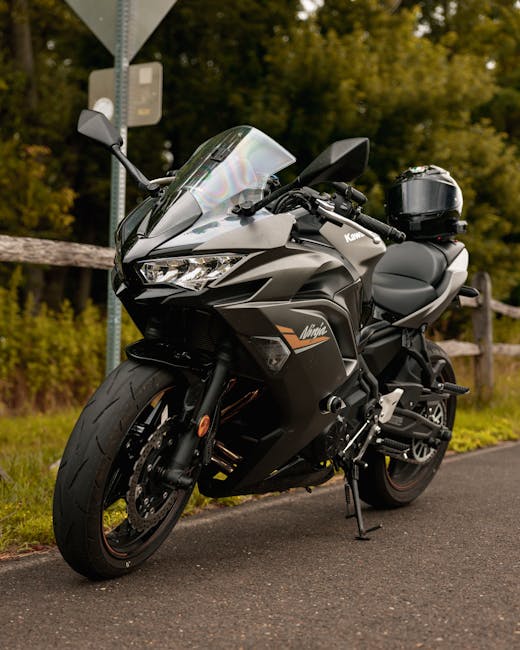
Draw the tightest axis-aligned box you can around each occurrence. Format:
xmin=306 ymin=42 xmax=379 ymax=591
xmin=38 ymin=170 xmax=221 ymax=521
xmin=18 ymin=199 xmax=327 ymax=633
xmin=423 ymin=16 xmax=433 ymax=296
xmin=100 ymin=388 xmax=194 ymax=558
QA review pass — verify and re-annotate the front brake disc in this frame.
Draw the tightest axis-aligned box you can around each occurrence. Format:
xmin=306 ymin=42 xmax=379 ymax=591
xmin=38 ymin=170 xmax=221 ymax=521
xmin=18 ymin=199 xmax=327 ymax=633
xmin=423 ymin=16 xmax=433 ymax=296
xmin=126 ymin=418 xmax=180 ymax=532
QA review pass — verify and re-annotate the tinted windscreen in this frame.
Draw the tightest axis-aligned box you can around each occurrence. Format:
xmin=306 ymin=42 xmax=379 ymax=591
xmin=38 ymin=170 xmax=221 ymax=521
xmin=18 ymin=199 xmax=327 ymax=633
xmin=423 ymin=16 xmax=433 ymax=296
xmin=147 ymin=125 xmax=295 ymax=238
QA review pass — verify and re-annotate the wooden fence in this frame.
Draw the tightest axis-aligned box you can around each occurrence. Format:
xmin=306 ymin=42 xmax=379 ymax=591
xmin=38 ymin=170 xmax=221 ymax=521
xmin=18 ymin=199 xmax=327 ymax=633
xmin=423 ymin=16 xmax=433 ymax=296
xmin=437 ymin=271 xmax=520 ymax=400
xmin=1 ymin=235 xmax=520 ymax=400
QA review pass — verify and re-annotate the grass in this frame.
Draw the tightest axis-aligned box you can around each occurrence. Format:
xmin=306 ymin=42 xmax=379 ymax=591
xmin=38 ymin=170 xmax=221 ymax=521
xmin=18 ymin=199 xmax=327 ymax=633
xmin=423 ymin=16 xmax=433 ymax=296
xmin=0 ymin=409 xmax=243 ymax=555
xmin=0 ymin=358 xmax=519 ymax=555
xmin=447 ymin=356 xmax=520 ymax=452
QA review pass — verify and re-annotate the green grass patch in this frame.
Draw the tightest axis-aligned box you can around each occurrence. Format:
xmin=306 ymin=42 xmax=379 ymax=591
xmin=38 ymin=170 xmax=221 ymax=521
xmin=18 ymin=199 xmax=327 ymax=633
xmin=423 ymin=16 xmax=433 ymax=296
xmin=449 ymin=356 xmax=520 ymax=453
xmin=1 ymin=359 xmax=518 ymax=555
xmin=0 ymin=410 xmax=241 ymax=555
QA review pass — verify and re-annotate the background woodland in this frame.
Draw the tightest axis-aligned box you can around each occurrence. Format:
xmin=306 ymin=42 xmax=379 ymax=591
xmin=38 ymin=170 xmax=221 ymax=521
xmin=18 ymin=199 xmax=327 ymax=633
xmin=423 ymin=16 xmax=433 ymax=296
xmin=1 ymin=0 xmax=520 ymax=410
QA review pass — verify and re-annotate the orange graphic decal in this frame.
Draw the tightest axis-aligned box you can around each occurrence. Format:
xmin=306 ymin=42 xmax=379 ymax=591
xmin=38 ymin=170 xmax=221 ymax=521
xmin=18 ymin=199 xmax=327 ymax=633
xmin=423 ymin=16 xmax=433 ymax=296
xmin=276 ymin=325 xmax=330 ymax=352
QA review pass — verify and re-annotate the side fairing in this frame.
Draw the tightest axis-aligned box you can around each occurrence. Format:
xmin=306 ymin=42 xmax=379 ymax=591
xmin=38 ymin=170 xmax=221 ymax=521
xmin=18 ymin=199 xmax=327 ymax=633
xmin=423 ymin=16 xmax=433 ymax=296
xmin=215 ymin=298 xmax=357 ymax=488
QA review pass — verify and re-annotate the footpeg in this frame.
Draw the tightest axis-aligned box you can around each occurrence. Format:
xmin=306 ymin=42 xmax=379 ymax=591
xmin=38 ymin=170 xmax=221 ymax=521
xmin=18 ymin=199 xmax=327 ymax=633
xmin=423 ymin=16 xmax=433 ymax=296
xmin=442 ymin=382 xmax=469 ymax=395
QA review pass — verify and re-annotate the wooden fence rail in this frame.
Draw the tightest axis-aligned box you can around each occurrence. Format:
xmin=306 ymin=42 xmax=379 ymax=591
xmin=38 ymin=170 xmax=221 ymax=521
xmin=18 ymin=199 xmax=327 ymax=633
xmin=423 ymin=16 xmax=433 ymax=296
xmin=437 ymin=271 xmax=520 ymax=400
xmin=0 ymin=234 xmax=114 ymax=269
xmin=1 ymin=237 xmax=519 ymax=400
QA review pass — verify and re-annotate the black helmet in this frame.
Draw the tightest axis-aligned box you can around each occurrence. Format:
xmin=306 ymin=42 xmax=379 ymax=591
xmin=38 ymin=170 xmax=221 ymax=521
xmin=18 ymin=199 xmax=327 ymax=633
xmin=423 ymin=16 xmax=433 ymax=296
xmin=386 ymin=165 xmax=466 ymax=240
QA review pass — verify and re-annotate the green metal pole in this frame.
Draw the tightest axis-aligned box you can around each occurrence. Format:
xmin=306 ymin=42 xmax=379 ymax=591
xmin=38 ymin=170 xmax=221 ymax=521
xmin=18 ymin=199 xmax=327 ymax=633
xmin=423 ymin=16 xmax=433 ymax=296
xmin=106 ymin=0 xmax=130 ymax=374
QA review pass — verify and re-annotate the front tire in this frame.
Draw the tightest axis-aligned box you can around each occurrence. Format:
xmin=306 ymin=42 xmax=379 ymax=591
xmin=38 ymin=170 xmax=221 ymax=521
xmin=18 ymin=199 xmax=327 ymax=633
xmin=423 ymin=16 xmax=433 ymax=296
xmin=53 ymin=360 xmax=196 ymax=580
xmin=358 ymin=341 xmax=456 ymax=509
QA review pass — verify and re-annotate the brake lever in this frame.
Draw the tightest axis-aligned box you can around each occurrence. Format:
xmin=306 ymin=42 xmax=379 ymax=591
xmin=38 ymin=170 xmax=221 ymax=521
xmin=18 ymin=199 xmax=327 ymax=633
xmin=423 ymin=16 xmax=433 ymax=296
xmin=315 ymin=199 xmax=382 ymax=244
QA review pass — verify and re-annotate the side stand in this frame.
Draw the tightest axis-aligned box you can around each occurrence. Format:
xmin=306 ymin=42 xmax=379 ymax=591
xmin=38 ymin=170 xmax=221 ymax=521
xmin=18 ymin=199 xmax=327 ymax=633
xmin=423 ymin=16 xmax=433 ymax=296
xmin=343 ymin=462 xmax=382 ymax=541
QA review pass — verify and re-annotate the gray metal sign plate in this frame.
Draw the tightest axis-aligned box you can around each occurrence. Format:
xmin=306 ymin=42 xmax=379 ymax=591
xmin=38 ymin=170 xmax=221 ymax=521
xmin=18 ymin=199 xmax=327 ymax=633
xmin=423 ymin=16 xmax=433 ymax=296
xmin=89 ymin=62 xmax=163 ymax=127
xmin=65 ymin=0 xmax=178 ymax=60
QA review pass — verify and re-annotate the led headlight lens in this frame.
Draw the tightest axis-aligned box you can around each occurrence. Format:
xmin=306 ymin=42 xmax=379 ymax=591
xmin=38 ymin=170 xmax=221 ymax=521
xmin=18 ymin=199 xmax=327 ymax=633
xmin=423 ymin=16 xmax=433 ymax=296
xmin=138 ymin=254 xmax=244 ymax=291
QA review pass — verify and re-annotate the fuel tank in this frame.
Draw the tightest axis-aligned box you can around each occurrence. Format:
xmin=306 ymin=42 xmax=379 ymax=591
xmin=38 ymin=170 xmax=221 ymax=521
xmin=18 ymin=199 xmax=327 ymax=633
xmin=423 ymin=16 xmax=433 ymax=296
xmin=320 ymin=220 xmax=387 ymax=300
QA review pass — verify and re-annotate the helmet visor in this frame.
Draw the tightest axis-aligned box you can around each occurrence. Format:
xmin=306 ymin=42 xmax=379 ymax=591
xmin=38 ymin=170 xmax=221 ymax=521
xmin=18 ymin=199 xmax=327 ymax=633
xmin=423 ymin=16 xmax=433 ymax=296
xmin=387 ymin=178 xmax=462 ymax=216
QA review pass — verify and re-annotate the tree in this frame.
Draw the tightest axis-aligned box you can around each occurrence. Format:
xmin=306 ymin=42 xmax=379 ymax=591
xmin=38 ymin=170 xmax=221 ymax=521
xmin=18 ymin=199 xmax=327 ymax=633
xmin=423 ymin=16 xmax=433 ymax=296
xmin=135 ymin=0 xmax=302 ymax=165
xmin=248 ymin=4 xmax=520 ymax=295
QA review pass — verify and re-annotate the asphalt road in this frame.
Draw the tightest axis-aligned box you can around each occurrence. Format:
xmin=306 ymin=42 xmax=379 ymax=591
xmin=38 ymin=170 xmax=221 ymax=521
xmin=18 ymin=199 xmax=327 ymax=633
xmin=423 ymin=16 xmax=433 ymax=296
xmin=1 ymin=444 xmax=519 ymax=649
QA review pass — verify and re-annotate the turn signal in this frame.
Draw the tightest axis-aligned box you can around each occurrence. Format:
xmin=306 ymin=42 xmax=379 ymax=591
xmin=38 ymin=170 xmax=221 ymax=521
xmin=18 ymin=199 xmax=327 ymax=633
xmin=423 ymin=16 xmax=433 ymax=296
xmin=197 ymin=415 xmax=211 ymax=438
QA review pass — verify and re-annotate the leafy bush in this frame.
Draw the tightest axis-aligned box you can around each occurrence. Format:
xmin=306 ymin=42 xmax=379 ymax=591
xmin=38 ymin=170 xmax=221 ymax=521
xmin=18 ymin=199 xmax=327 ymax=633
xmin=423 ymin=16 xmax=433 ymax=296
xmin=0 ymin=269 xmax=139 ymax=414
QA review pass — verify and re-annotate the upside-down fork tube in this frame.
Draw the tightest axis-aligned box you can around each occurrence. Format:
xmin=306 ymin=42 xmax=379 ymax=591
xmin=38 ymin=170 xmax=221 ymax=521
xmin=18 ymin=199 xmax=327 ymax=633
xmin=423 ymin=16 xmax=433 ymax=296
xmin=161 ymin=343 xmax=232 ymax=488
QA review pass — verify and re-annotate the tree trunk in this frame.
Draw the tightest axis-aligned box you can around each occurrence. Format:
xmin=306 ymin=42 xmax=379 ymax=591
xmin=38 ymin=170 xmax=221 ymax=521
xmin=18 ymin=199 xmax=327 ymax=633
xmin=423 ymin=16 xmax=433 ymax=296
xmin=75 ymin=267 xmax=93 ymax=312
xmin=24 ymin=265 xmax=45 ymax=310
xmin=9 ymin=0 xmax=38 ymax=110
xmin=45 ymin=267 xmax=67 ymax=310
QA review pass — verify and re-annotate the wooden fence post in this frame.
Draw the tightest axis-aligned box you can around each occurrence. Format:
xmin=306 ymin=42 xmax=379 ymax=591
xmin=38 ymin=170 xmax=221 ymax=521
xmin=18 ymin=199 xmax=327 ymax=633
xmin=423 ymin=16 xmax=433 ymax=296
xmin=471 ymin=271 xmax=494 ymax=401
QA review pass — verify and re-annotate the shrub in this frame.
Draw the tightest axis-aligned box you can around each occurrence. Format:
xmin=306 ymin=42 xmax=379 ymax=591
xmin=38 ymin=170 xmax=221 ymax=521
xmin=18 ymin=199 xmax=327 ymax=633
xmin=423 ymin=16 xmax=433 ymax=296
xmin=0 ymin=270 xmax=139 ymax=413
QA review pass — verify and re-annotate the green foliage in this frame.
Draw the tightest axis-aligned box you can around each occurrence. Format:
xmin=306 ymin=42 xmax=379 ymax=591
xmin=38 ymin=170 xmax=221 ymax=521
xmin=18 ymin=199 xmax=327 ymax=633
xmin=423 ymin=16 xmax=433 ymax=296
xmin=448 ymin=356 xmax=520 ymax=452
xmin=244 ymin=4 xmax=520 ymax=295
xmin=425 ymin=122 xmax=520 ymax=296
xmin=450 ymin=415 xmax=518 ymax=453
xmin=0 ymin=270 xmax=139 ymax=413
xmin=0 ymin=139 xmax=75 ymax=238
xmin=1 ymin=0 xmax=520 ymax=303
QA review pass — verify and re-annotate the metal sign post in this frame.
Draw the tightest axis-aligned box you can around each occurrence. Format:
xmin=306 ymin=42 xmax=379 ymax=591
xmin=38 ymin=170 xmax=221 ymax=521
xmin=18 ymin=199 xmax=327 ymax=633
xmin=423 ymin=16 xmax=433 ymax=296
xmin=64 ymin=0 xmax=178 ymax=374
xmin=105 ymin=0 xmax=130 ymax=374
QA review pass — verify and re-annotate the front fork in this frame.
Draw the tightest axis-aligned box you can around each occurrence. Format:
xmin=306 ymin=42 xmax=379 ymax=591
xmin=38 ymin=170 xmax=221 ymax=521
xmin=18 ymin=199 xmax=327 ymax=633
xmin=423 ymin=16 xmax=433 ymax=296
xmin=159 ymin=343 xmax=232 ymax=489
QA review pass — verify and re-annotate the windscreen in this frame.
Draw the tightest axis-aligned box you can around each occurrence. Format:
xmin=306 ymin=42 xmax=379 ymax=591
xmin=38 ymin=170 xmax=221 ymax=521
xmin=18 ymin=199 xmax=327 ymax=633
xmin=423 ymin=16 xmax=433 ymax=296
xmin=147 ymin=125 xmax=296 ymax=237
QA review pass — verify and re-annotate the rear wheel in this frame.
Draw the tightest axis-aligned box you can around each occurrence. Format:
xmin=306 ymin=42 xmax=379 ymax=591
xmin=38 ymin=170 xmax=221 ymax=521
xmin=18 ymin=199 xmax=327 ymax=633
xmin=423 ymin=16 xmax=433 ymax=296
xmin=358 ymin=341 xmax=456 ymax=508
xmin=53 ymin=360 xmax=197 ymax=580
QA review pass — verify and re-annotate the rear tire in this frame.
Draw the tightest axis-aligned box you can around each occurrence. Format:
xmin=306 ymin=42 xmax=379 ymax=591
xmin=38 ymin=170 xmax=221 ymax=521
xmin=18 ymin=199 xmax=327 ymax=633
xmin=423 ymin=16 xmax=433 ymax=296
xmin=53 ymin=360 xmax=196 ymax=580
xmin=358 ymin=341 xmax=456 ymax=508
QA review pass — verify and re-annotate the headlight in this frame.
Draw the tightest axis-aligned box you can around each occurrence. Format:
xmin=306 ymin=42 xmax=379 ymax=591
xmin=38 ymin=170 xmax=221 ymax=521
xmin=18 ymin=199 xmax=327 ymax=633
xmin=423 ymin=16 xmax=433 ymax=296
xmin=138 ymin=254 xmax=244 ymax=291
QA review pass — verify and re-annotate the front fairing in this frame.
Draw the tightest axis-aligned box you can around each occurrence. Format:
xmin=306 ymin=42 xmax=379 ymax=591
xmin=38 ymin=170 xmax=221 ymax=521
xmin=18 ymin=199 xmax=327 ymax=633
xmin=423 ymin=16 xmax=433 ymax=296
xmin=116 ymin=125 xmax=295 ymax=267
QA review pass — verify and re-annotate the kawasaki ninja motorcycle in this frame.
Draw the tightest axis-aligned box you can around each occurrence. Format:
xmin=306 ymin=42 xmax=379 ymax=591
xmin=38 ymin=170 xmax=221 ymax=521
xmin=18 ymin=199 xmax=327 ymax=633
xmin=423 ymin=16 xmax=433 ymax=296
xmin=53 ymin=110 xmax=473 ymax=579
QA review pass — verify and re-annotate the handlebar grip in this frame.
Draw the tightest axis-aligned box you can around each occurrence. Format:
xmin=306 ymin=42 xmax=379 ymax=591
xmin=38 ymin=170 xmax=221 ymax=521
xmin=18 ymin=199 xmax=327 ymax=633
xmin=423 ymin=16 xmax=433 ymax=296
xmin=350 ymin=187 xmax=368 ymax=205
xmin=356 ymin=213 xmax=406 ymax=243
xmin=332 ymin=182 xmax=367 ymax=205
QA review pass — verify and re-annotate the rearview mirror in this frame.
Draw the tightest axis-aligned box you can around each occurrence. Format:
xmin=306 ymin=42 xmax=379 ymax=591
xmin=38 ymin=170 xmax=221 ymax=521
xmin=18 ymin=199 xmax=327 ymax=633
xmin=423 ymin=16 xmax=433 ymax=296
xmin=77 ymin=109 xmax=160 ymax=195
xmin=77 ymin=109 xmax=122 ymax=149
xmin=298 ymin=138 xmax=369 ymax=186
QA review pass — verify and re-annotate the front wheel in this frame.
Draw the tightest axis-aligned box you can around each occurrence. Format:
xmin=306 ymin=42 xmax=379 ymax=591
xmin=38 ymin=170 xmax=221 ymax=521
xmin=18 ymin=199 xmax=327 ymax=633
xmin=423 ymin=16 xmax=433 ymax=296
xmin=53 ymin=360 xmax=197 ymax=579
xmin=358 ymin=341 xmax=456 ymax=509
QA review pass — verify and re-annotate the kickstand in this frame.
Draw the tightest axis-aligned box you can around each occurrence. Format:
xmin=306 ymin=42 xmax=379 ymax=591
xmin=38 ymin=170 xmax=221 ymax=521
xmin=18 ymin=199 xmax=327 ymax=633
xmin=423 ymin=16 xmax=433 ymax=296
xmin=343 ymin=462 xmax=382 ymax=541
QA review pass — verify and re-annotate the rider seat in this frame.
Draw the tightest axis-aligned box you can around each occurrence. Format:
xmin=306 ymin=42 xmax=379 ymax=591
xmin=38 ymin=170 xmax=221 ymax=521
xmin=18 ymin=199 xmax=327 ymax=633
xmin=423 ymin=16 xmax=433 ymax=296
xmin=372 ymin=240 xmax=464 ymax=317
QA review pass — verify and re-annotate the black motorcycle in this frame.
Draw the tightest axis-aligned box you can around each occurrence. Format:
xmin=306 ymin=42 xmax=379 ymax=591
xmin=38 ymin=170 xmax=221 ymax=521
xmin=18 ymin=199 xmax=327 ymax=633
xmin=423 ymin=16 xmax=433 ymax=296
xmin=53 ymin=110 xmax=472 ymax=579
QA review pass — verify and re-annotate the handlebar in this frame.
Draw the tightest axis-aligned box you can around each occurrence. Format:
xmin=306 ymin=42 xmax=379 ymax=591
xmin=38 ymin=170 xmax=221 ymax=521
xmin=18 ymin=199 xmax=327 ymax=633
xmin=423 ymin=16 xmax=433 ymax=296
xmin=332 ymin=182 xmax=367 ymax=206
xmin=355 ymin=212 xmax=406 ymax=243
xmin=330 ymin=182 xmax=405 ymax=241
xmin=293 ymin=187 xmax=407 ymax=244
